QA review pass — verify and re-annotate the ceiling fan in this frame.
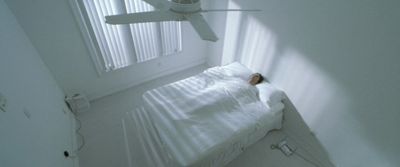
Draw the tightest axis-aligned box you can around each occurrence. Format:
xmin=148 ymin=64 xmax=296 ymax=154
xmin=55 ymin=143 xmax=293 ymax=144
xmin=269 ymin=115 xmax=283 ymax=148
xmin=105 ymin=0 xmax=260 ymax=42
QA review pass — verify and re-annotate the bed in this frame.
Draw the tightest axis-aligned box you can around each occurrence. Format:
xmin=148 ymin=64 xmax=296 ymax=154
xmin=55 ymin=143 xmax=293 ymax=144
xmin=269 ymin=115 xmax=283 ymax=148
xmin=122 ymin=62 xmax=285 ymax=167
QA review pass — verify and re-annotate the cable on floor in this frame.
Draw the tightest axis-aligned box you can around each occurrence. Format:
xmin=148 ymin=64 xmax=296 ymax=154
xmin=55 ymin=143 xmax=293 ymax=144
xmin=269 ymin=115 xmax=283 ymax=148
xmin=270 ymin=141 xmax=320 ymax=167
xmin=269 ymin=106 xmax=327 ymax=167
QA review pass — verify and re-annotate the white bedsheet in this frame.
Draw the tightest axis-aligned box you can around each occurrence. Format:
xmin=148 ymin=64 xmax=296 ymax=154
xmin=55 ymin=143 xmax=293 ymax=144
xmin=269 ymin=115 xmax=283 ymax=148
xmin=135 ymin=67 xmax=284 ymax=167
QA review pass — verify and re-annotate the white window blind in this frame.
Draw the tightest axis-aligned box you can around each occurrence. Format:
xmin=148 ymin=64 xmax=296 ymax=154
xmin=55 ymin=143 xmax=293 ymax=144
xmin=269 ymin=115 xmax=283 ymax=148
xmin=80 ymin=0 xmax=182 ymax=72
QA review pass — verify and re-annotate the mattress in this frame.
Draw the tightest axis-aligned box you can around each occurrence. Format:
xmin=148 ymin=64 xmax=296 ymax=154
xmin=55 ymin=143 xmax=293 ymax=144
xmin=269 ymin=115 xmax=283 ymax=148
xmin=123 ymin=66 xmax=284 ymax=167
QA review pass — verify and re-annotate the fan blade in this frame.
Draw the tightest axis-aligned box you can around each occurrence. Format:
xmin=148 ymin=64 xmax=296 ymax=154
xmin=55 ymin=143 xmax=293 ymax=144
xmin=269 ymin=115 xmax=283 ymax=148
xmin=142 ymin=0 xmax=169 ymax=10
xmin=202 ymin=9 xmax=261 ymax=12
xmin=185 ymin=13 xmax=218 ymax=42
xmin=105 ymin=11 xmax=183 ymax=25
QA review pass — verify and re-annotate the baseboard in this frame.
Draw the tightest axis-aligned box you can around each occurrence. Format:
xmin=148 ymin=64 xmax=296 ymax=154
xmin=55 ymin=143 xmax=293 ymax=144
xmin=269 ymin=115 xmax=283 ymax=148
xmin=88 ymin=59 xmax=207 ymax=101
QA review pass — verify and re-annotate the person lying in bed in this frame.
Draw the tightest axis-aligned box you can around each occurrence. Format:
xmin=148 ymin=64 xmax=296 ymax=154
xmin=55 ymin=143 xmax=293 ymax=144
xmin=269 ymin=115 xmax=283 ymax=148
xmin=248 ymin=73 xmax=264 ymax=85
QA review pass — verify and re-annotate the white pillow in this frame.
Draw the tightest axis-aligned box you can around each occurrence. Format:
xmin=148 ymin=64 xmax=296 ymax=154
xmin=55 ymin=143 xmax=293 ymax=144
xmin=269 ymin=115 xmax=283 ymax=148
xmin=256 ymin=82 xmax=285 ymax=106
xmin=222 ymin=62 xmax=253 ymax=81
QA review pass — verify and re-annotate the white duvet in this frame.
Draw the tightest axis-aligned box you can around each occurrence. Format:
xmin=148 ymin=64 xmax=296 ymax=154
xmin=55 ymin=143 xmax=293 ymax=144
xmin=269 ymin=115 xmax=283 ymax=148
xmin=138 ymin=67 xmax=283 ymax=167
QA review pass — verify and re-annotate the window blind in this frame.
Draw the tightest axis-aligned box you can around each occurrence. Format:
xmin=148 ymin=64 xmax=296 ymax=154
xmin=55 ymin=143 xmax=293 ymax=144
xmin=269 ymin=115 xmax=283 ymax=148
xmin=82 ymin=0 xmax=182 ymax=72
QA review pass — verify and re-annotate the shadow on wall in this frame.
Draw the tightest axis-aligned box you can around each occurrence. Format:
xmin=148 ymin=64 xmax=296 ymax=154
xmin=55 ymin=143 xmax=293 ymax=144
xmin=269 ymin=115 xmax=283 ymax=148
xmin=217 ymin=0 xmax=400 ymax=166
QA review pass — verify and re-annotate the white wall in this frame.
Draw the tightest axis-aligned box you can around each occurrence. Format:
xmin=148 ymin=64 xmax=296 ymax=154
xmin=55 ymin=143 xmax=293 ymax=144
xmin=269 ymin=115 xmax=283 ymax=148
xmin=202 ymin=0 xmax=229 ymax=67
xmin=207 ymin=0 xmax=400 ymax=166
xmin=0 ymin=1 xmax=77 ymax=167
xmin=5 ymin=0 xmax=209 ymax=100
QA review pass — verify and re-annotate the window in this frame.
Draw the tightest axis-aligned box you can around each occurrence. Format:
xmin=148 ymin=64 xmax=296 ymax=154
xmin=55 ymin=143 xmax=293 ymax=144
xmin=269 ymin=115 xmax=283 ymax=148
xmin=74 ymin=0 xmax=182 ymax=73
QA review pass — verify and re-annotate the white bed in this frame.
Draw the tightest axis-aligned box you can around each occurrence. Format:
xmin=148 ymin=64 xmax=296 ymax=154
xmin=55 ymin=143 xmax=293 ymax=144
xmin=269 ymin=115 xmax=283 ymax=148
xmin=123 ymin=63 xmax=285 ymax=167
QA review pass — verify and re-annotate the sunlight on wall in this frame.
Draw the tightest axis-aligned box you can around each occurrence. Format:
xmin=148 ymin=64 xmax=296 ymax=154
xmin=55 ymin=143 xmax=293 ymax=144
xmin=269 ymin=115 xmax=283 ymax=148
xmin=265 ymin=51 xmax=392 ymax=167
xmin=218 ymin=1 xmax=400 ymax=166
xmin=237 ymin=16 xmax=277 ymax=77
xmin=221 ymin=0 xmax=242 ymax=65
xmin=222 ymin=2 xmax=277 ymax=77
xmin=221 ymin=5 xmax=350 ymax=128
xmin=271 ymin=49 xmax=350 ymax=128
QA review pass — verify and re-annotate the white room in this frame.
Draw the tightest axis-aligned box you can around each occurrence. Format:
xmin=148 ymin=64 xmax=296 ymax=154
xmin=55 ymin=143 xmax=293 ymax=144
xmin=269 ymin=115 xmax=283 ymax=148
xmin=1 ymin=0 xmax=399 ymax=167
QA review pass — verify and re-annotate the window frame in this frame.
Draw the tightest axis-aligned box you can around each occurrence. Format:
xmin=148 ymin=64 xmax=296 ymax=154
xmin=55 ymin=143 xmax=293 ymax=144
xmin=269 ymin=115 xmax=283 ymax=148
xmin=68 ymin=0 xmax=182 ymax=76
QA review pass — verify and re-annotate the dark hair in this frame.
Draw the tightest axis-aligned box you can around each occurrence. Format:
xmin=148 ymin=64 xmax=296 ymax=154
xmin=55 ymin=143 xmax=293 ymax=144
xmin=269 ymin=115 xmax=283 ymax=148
xmin=255 ymin=73 xmax=264 ymax=84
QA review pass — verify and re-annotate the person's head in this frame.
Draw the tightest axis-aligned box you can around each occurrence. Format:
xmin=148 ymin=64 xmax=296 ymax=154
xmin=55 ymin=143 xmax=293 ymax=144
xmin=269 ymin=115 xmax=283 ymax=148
xmin=249 ymin=73 xmax=264 ymax=85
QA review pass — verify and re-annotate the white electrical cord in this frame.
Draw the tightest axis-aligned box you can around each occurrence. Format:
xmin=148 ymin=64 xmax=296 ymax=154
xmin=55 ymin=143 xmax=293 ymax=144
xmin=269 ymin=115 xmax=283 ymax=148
xmin=269 ymin=106 xmax=329 ymax=167
xmin=285 ymin=130 xmax=330 ymax=167
xmin=62 ymin=109 xmax=85 ymax=160
xmin=270 ymin=137 xmax=320 ymax=167
xmin=65 ymin=95 xmax=86 ymax=152
xmin=75 ymin=115 xmax=85 ymax=151
xmin=72 ymin=112 xmax=85 ymax=151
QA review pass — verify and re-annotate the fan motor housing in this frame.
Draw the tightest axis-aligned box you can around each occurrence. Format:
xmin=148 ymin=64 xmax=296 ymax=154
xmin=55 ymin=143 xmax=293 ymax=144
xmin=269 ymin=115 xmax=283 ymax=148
xmin=170 ymin=0 xmax=201 ymax=13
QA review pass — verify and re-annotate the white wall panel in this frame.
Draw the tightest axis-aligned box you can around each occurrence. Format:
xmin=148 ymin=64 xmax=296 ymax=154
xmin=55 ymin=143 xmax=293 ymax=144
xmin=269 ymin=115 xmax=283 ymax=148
xmin=5 ymin=0 xmax=208 ymax=100
xmin=207 ymin=0 xmax=400 ymax=166
xmin=0 ymin=1 xmax=77 ymax=166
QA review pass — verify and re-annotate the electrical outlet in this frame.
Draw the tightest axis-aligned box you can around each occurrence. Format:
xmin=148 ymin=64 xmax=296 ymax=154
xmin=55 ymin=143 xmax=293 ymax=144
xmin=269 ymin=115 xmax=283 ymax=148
xmin=0 ymin=93 xmax=7 ymax=112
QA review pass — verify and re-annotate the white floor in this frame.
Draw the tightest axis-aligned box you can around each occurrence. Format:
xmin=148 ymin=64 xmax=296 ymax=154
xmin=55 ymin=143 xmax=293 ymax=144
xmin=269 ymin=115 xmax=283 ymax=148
xmin=77 ymin=64 xmax=334 ymax=167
